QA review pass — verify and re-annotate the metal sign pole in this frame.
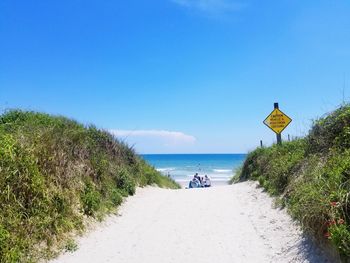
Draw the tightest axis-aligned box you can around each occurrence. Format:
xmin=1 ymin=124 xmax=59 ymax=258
xmin=274 ymin=102 xmax=282 ymax=145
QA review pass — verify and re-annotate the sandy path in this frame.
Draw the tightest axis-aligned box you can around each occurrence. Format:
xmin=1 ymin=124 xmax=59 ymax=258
xmin=51 ymin=182 xmax=331 ymax=263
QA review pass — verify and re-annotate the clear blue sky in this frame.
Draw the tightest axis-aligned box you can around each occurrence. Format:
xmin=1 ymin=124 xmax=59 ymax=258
xmin=1 ymin=0 xmax=350 ymax=153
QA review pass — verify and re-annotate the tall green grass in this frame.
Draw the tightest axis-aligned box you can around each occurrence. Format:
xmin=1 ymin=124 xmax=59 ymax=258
xmin=0 ymin=110 xmax=179 ymax=262
xmin=234 ymin=105 xmax=350 ymax=261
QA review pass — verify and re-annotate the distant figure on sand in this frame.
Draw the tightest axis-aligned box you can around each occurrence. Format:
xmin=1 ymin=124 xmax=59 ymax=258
xmin=194 ymin=173 xmax=200 ymax=180
xmin=189 ymin=173 xmax=201 ymax=188
xmin=204 ymin=175 xmax=211 ymax=187
xmin=188 ymin=173 xmax=211 ymax=188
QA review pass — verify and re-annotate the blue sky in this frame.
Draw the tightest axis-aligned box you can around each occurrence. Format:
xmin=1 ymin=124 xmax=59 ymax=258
xmin=1 ymin=0 xmax=350 ymax=153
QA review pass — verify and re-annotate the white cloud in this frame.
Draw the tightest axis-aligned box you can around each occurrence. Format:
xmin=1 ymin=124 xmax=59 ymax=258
xmin=171 ymin=0 xmax=246 ymax=14
xmin=109 ymin=129 xmax=196 ymax=145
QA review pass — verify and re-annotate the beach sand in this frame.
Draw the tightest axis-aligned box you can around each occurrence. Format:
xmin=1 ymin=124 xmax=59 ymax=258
xmin=51 ymin=181 xmax=331 ymax=263
xmin=177 ymin=179 xmax=229 ymax=188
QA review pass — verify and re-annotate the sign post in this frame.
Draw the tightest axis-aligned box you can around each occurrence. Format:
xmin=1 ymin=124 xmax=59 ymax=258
xmin=263 ymin=103 xmax=292 ymax=145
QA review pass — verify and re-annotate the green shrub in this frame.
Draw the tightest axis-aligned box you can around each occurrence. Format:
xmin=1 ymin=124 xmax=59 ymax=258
xmin=81 ymin=182 xmax=102 ymax=216
xmin=307 ymin=106 xmax=350 ymax=154
xmin=115 ymin=169 xmax=136 ymax=196
xmin=329 ymin=224 xmax=350 ymax=257
xmin=239 ymin=139 xmax=306 ymax=195
xmin=237 ymin=105 xmax=350 ymax=260
xmin=109 ymin=189 xmax=123 ymax=206
xmin=0 ymin=225 xmax=10 ymax=257
xmin=64 ymin=239 xmax=78 ymax=253
xmin=0 ymin=110 xmax=179 ymax=262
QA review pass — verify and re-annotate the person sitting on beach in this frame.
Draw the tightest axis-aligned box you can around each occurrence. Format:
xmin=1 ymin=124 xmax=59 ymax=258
xmin=195 ymin=174 xmax=205 ymax=187
xmin=194 ymin=173 xmax=200 ymax=181
xmin=189 ymin=173 xmax=201 ymax=188
xmin=204 ymin=175 xmax=211 ymax=187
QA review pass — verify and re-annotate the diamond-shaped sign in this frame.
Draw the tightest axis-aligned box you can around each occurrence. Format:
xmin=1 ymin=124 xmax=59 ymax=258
xmin=263 ymin=108 xmax=292 ymax=134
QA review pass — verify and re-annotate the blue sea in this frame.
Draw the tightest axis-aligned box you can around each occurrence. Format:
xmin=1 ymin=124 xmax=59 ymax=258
xmin=142 ymin=154 xmax=246 ymax=184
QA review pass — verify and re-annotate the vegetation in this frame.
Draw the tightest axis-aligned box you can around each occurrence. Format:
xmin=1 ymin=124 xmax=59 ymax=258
xmin=0 ymin=110 xmax=179 ymax=262
xmin=233 ymin=105 xmax=350 ymax=261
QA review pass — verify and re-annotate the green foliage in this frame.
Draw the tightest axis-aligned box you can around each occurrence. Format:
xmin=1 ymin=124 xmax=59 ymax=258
xmin=239 ymin=139 xmax=306 ymax=195
xmin=236 ymin=105 xmax=350 ymax=260
xmin=81 ymin=181 xmax=102 ymax=216
xmin=0 ymin=110 xmax=179 ymax=262
xmin=307 ymin=105 xmax=350 ymax=154
xmin=109 ymin=189 xmax=123 ymax=206
xmin=115 ymin=169 xmax=136 ymax=196
xmin=229 ymin=166 xmax=242 ymax=184
xmin=64 ymin=239 xmax=78 ymax=253
xmin=329 ymin=224 xmax=350 ymax=257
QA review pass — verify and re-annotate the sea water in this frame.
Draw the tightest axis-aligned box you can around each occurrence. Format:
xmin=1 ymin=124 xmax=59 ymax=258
xmin=142 ymin=154 xmax=246 ymax=185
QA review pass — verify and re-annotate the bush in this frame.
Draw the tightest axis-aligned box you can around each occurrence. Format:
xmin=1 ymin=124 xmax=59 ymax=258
xmin=64 ymin=239 xmax=78 ymax=253
xmin=236 ymin=105 xmax=350 ymax=260
xmin=109 ymin=189 xmax=123 ymax=206
xmin=239 ymin=139 xmax=306 ymax=195
xmin=115 ymin=169 xmax=136 ymax=196
xmin=0 ymin=110 xmax=179 ymax=262
xmin=81 ymin=182 xmax=102 ymax=216
xmin=307 ymin=106 xmax=350 ymax=154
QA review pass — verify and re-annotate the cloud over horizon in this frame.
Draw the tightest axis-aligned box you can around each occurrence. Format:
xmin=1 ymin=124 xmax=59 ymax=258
xmin=109 ymin=130 xmax=196 ymax=153
xmin=171 ymin=0 xmax=246 ymax=14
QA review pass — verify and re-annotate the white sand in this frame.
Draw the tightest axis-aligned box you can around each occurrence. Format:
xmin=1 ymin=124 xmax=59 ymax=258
xmin=51 ymin=182 xmax=332 ymax=263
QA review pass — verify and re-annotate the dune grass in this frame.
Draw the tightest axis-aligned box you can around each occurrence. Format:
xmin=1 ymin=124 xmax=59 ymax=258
xmin=233 ymin=105 xmax=350 ymax=261
xmin=0 ymin=110 xmax=179 ymax=263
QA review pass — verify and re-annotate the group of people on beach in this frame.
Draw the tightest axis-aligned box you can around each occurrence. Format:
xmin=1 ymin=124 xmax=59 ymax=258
xmin=189 ymin=173 xmax=211 ymax=188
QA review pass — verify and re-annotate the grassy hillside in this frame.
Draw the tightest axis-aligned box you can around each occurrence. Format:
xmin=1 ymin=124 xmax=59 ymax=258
xmin=234 ymin=105 xmax=350 ymax=261
xmin=0 ymin=110 xmax=179 ymax=262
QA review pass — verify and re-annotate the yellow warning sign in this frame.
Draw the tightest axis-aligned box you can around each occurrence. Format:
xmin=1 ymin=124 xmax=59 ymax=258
xmin=263 ymin=108 xmax=292 ymax=134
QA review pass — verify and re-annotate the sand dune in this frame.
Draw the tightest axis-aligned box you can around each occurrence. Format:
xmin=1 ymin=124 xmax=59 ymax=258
xmin=51 ymin=181 xmax=331 ymax=263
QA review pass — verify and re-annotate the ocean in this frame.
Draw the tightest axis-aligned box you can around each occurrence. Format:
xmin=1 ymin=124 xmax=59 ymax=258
xmin=142 ymin=154 xmax=246 ymax=185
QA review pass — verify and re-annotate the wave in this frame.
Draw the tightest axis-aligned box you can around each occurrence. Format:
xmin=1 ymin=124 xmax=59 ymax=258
xmin=213 ymin=169 xmax=232 ymax=173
